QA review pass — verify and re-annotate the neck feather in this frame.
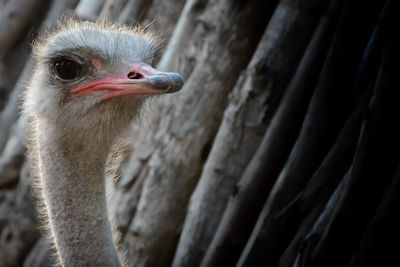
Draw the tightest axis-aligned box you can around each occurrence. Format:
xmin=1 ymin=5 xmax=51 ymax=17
xmin=28 ymin=116 xmax=122 ymax=267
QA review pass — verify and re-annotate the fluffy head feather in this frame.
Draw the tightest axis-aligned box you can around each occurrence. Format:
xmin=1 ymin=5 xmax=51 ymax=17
xmin=23 ymin=19 xmax=171 ymax=146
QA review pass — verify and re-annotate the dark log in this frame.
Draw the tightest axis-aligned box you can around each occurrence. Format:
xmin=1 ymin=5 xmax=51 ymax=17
xmin=278 ymin=3 xmax=397 ymax=263
xmin=294 ymin=175 xmax=348 ymax=267
xmin=310 ymin=18 xmax=400 ymax=266
xmin=240 ymin=0 xmax=384 ymax=265
xmin=348 ymin=162 xmax=400 ymax=267
xmin=277 ymin=90 xmax=371 ymax=267
xmin=275 ymin=76 xmax=380 ymax=267
xmin=200 ymin=1 xmax=334 ymax=266
xmin=296 ymin=0 xmax=395 ymax=218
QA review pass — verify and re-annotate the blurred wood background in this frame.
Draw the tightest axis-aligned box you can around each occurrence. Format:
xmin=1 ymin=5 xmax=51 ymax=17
xmin=0 ymin=0 xmax=399 ymax=266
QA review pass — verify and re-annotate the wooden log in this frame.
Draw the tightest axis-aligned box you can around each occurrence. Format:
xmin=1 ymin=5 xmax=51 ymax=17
xmin=111 ymin=0 xmax=206 ymax=251
xmin=0 ymin=34 xmax=30 ymax=111
xmin=239 ymin=0 xmax=383 ymax=265
xmin=140 ymin=0 xmax=186 ymax=44
xmin=157 ymin=0 xmax=209 ymax=72
xmin=0 ymin=0 xmax=49 ymax=59
xmin=346 ymin=11 xmax=400 ymax=267
xmin=271 ymin=11 xmax=392 ymax=259
xmin=199 ymin=1 xmax=336 ymax=266
xmin=290 ymin=175 xmax=348 ymax=267
xmin=123 ymin=1 xmax=271 ymax=266
xmin=0 ymin=58 xmax=33 ymax=153
xmin=172 ymin=0 xmax=343 ymax=265
xmin=348 ymin=163 xmax=400 ymax=267
xmin=75 ymin=0 xmax=106 ymax=19
xmin=0 ymin=163 xmax=39 ymax=267
xmin=118 ymin=0 xmax=152 ymax=25
xmin=297 ymin=0 xmax=394 ymax=217
xmin=112 ymin=0 xmax=205 ymax=246
xmin=99 ymin=0 xmax=129 ymax=20
xmin=275 ymin=91 xmax=371 ymax=267
xmin=310 ymin=21 xmax=400 ymax=266
xmin=0 ymin=116 xmax=26 ymax=189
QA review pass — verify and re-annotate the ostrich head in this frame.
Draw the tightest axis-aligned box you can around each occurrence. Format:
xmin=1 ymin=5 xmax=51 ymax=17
xmin=24 ymin=20 xmax=183 ymax=145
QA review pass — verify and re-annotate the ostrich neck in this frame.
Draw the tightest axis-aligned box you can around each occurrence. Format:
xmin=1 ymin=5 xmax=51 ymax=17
xmin=31 ymin=117 xmax=121 ymax=267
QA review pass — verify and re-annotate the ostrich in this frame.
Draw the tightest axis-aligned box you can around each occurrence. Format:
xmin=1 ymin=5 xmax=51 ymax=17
xmin=23 ymin=20 xmax=183 ymax=267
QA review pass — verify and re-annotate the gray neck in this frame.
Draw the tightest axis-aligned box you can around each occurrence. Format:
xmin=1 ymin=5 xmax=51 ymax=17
xmin=30 ymin=117 xmax=122 ymax=267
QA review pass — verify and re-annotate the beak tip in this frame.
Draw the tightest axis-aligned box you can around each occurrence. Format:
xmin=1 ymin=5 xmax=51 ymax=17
xmin=173 ymin=73 xmax=185 ymax=91
xmin=148 ymin=72 xmax=185 ymax=93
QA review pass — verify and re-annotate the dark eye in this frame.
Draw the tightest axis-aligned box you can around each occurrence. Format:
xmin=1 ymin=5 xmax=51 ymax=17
xmin=53 ymin=59 xmax=84 ymax=81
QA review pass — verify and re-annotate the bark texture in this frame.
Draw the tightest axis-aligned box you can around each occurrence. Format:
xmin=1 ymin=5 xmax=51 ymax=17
xmin=123 ymin=1 xmax=271 ymax=266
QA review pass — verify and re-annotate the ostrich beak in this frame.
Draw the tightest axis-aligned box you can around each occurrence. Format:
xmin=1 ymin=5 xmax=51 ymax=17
xmin=71 ymin=63 xmax=184 ymax=100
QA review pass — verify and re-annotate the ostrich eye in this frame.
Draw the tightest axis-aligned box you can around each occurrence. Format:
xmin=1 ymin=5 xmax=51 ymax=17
xmin=53 ymin=59 xmax=84 ymax=81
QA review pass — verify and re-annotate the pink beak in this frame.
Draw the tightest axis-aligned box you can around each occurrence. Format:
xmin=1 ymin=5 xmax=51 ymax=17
xmin=71 ymin=63 xmax=184 ymax=100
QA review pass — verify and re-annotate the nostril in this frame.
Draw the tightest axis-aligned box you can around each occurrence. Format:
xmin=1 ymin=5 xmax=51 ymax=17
xmin=128 ymin=71 xmax=143 ymax=79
